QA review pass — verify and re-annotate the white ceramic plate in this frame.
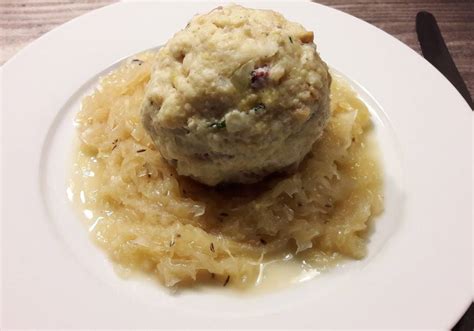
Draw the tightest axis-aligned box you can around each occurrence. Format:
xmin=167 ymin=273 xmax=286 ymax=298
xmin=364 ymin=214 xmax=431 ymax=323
xmin=2 ymin=1 xmax=471 ymax=328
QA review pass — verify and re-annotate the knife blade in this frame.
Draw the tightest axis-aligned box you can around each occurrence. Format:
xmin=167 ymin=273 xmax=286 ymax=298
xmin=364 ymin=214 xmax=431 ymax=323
xmin=416 ymin=11 xmax=473 ymax=110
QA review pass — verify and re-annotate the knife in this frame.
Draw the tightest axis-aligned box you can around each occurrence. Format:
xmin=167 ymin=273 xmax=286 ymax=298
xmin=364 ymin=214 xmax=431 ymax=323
xmin=416 ymin=11 xmax=473 ymax=110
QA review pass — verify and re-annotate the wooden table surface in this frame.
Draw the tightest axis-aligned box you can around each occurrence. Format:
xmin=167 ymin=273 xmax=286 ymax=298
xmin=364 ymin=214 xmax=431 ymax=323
xmin=1 ymin=0 xmax=473 ymax=328
xmin=1 ymin=0 xmax=473 ymax=95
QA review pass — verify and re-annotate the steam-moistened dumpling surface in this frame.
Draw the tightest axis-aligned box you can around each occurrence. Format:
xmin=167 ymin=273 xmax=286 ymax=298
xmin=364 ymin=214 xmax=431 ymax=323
xmin=141 ymin=5 xmax=331 ymax=185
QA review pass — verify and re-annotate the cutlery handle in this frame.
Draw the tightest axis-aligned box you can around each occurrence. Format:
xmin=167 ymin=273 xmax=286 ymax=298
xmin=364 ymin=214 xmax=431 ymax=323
xmin=416 ymin=11 xmax=473 ymax=110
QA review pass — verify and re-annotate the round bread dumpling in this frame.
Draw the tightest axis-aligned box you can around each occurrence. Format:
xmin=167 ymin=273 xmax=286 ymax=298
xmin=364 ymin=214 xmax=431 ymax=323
xmin=141 ymin=5 xmax=331 ymax=186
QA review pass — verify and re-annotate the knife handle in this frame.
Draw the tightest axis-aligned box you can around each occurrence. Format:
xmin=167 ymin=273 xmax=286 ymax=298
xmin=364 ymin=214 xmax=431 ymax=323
xmin=416 ymin=11 xmax=473 ymax=110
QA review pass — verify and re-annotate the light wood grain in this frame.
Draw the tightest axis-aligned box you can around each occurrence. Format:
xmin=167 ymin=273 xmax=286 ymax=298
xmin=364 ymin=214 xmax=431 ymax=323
xmin=1 ymin=0 xmax=472 ymax=92
xmin=0 ymin=0 xmax=116 ymax=63
xmin=317 ymin=0 xmax=474 ymax=95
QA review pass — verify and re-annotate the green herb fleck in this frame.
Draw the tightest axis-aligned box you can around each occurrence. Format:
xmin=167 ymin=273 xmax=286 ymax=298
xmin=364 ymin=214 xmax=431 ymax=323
xmin=251 ymin=103 xmax=266 ymax=112
xmin=209 ymin=120 xmax=226 ymax=129
xmin=223 ymin=275 xmax=230 ymax=287
xmin=112 ymin=139 xmax=119 ymax=151
xmin=136 ymin=149 xmax=146 ymax=153
xmin=210 ymin=242 xmax=215 ymax=252
xmin=289 ymin=36 xmax=293 ymax=43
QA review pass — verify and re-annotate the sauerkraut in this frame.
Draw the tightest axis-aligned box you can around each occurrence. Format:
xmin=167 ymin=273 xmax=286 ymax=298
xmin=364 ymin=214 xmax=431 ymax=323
xmin=70 ymin=51 xmax=383 ymax=289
